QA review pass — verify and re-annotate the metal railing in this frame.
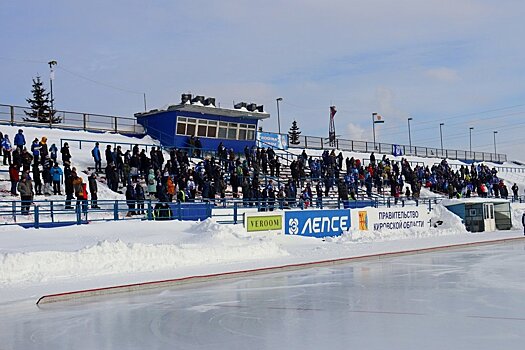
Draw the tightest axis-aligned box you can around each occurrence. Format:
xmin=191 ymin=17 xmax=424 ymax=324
xmin=0 ymin=103 xmax=144 ymax=134
xmin=289 ymin=135 xmax=507 ymax=163
xmin=435 ymin=163 xmax=525 ymax=173
xmin=59 ymin=138 xmax=245 ymax=163
xmin=60 ymin=138 xmax=161 ymax=154
xmin=0 ymin=195 xmax=449 ymax=228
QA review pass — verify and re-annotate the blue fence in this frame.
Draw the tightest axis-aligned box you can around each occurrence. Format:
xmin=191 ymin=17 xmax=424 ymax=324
xmin=0 ymin=199 xmax=213 ymax=229
xmin=0 ymin=195 xmax=451 ymax=229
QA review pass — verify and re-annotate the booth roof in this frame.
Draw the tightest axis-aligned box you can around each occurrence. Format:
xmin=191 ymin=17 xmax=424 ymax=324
xmin=136 ymin=103 xmax=270 ymax=120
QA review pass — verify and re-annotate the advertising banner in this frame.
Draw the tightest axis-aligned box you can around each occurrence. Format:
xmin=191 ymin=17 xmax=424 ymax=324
xmin=351 ymin=207 xmax=430 ymax=231
xmin=256 ymin=132 xmax=289 ymax=150
xmin=392 ymin=144 xmax=404 ymax=157
xmin=284 ymin=209 xmax=351 ymax=238
xmin=244 ymin=212 xmax=283 ymax=232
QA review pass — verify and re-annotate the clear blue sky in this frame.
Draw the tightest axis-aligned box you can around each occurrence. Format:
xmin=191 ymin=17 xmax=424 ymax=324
xmin=1 ymin=1 xmax=525 ymax=160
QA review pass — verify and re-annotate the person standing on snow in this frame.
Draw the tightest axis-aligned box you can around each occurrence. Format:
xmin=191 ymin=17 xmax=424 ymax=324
xmin=39 ymin=136 xmax=49 ymax=165
xmin=125 ymin=182 xmax=136 ymax=217
xmin=17 ymin=173 xmax=33 ymax=215
xmin=13 ymin=129 xmax=25 ymax=151
xmin=512 ymin=183 xmax=519 ymax=201
xmin=135 ymin=182 xmax=145 ymax=215
xmin=88 ymin=172 xmax=100 ymax=209
xmin=50 ymin=162 xmax=63 ymax=195
xmin=2 ymin=134 xmax=12 ymax=165
xmin=92 ymin=142 xmax=102 ymax=173
xmin=61 ymin=142 xmax=72 ymax=165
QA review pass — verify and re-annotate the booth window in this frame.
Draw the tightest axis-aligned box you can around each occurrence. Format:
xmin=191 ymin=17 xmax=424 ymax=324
xmin=197 ymin=119 xmax=207 ymax=137
xmin=176 ymin=123 xmax=186 ymax=135
xmin=207 ymin=126 xmax=217 ymax=137
xmin=176 ymin=116 xmax=257 ymax=141
xmin=218 ymin=122 xmax=228 ymax=138
xmin=186 ymin=123 xmax=196 ymax=136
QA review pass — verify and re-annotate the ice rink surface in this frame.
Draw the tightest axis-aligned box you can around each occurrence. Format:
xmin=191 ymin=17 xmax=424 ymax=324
xmin=2 ymin=241 xmax=525 ymax=350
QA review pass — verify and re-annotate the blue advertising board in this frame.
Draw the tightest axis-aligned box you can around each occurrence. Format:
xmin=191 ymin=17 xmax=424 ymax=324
xmin=167 ymin=202 xmax=213 ymax=221
xmin=392 ymin=144 xmax=403 ymax=157
xmin=284 ymin=209 xmax=351 ymax=238
xmin=256 ymin=132 xmax=289 ymax=150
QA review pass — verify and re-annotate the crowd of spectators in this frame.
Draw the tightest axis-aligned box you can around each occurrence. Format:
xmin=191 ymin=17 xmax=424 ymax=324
xmin=1 ymin=128 xmax=522 ymax=216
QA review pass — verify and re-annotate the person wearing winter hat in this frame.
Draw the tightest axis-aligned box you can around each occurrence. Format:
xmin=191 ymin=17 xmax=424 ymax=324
xmin=39 ymin=136 xmax=49 ymax=164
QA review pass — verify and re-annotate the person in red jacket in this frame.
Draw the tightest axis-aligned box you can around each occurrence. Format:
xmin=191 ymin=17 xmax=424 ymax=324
xmin=9 ymin=163 xmax=19 ymax=195
xmin=81 ymin=182 xmax=89 ymax=214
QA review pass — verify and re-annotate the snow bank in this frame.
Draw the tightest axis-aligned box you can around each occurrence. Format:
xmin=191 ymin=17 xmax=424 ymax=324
xmin=0 ymin=218 xmax=288 ymax=285
xmin=327 ymin=203 xmax=468 ymax=244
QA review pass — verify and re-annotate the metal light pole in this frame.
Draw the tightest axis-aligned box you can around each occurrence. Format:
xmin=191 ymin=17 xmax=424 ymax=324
xmin=276 ymin=97 xmax=283 ymax=134
xmin=493 ymin=131 xmax=498 ymax=154
xmin=407 ymin=117 xmax=413 ymax=149
xmin=439 ymin=123 xmax=444 ymax=153
xmin=48 ymin=60 xmax=57 ymax=113
xmin=469 ymin=127 xmax=474 ymax=154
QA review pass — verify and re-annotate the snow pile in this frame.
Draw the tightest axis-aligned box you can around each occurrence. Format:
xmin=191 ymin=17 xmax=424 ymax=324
xmin=0 ymin=218 xmax=288 ymax=285
xmin=510 ymin=202 xmax=525 ymax=229
xmin=328 ymin=204 xmax=468 ymax=244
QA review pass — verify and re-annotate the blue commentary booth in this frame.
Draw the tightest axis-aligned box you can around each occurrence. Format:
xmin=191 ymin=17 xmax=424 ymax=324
xmin=135 ymin=94 xmax=270 ymax=153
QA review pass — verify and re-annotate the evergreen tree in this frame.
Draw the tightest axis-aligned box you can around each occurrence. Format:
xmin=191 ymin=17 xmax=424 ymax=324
xmin=288 ymin=120 xmax=301 ymax=145
xmin=24 ymin=76 xmax=61 ymax=124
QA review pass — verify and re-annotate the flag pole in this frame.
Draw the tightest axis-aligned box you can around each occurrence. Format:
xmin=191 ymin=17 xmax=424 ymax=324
xmin=329 ymin=106 xmax=336 ymax=147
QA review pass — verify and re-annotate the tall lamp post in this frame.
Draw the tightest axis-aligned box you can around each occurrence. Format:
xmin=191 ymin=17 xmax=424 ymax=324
xmin=469 ymin=127 xmax=474 ymax=154
xmin=407 ymin=117 xmax=413 ymax=149
xmin=493 ymin=131 xmax=498 ymax=155
xmin=439 ymin=123 xmax=444 ymax=153
xmin=276 ymin=97 xmax=283 ymax=134
xmin=48 ymin=60 xmax=57 ymax=113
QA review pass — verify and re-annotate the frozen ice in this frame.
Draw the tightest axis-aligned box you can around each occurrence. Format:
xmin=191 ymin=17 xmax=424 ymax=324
xmin=1 ymin=241 xmax=524 ymax=349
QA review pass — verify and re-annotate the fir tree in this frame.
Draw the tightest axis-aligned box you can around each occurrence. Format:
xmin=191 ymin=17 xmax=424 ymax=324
xmin=24 ymin=76 xmax=61 ymax=124
xmin=288 ymin=120 xmax=301 ymax=145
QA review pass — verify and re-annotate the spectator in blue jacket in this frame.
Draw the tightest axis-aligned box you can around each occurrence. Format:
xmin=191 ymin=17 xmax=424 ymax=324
xmin=31 ymin=138 xmax=41 ymax=164
xmin=14 ymin=129 xmax=25 ymax=151
xmin=50 ymin=162 xmax=63 ymax=195
xmin=2 ymin=134 xmax=12 ymax=165
xmin=92 ymin=142 xmax=102 ymax=172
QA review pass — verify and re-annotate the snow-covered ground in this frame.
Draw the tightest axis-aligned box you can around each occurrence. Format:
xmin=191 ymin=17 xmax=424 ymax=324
xmin=1 ymin=124 xmax=525 ymax=305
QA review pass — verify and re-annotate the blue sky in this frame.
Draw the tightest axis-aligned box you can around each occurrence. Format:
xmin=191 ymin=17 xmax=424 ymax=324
xmin=1 ymin=0 xmax=525 ymax=160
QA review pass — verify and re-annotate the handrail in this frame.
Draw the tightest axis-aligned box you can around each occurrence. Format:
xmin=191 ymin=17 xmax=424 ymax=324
xmin=0 ymin=192 xmax=461 ymax=228
xmin=432 ymin=162 xmax=525 ymax=173
xmin=60 ymin=138 xmax=161 ymax=153
xmin=287 ymin=134 xmax=507 ymax=163
xmin=0 ymin=103 xmax=144 ymax=134
xmin=0 ymin=103 xmax=137 ymax=120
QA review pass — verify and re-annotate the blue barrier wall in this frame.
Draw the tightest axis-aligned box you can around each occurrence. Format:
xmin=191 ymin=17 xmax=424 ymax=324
xmin=167 ymin=202 xmax=213 ymax=221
